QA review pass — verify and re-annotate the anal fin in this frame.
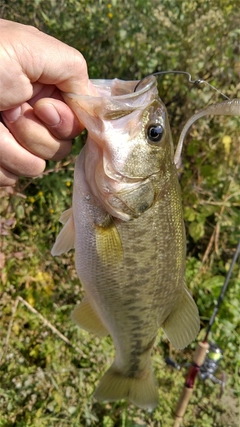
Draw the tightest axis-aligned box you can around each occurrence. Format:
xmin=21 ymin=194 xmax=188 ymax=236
xmin=71 ymin=297 xmax=109 ymax=337
xmin=163 ymin=287 xmax=200 ymax=349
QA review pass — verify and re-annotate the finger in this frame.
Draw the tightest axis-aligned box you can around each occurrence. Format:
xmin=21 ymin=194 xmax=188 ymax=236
xmin=2 ymin=103 xmax=72 ymax=161
xmin=16 ymin=85 xmax=83 ymax=138
xmin=1 ymin=21 xmax=98 ymax=111
xmin=33 ymin=97 xmax=83 ymax=139
xmin=0 ymin=122 xmax=46 ymax=177
xmin=0 ymin=166 xmax=18 ymax=187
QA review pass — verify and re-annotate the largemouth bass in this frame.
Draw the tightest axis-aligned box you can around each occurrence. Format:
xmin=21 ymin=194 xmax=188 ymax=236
xmin=51 ymin=77 xmax=200 ymax=409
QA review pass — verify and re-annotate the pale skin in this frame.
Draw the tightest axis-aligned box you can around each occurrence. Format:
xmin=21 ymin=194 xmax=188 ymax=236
xmin=0 ymin=19 xmax=97 ymax=187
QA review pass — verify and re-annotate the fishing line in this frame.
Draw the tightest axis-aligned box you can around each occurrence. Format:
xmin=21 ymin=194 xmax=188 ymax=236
xmin=173 ymin=239 xmax=240 ymax=427
xmin=204 ymin=238 xmax=240 ymax=342
xmin=134 ymin=70 xmax=230 ymax=100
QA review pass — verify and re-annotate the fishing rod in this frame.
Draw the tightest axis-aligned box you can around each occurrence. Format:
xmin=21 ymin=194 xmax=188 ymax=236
xmin=172 ymin=239 xmax=240 ymax=427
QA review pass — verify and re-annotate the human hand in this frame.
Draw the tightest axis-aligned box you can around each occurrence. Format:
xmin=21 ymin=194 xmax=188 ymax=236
xmin=0 ymin=19 xmax=96 ymax=187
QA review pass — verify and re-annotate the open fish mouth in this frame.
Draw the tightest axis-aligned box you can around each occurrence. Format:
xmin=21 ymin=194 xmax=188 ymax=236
xmin=62 ymin=76 xmax=159 ymax=124
xmin=71 ymin=76 xmax=156 ymax=99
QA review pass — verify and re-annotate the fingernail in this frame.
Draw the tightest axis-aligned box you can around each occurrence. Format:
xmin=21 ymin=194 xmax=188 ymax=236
xmin=3 ymin=106 xmax=21 ymax=123
xmin=36 ymin=103 xmax=61 ymax=126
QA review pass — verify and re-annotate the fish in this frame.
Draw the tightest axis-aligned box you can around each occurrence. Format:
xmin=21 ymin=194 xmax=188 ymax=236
xmin=51 ymin=76 xmax=200 ymax=410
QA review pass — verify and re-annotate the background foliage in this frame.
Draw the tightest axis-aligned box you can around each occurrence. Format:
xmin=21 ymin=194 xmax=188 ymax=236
xmin=0 ymin=1 xmax=239 ymax=426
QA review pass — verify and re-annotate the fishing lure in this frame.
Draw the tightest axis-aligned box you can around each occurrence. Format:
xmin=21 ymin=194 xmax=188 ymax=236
xmin=135 ymin=70 xmax=240 ymax=164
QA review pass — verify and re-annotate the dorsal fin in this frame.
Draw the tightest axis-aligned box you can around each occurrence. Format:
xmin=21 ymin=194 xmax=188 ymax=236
xmin=51 ymin=209 xmax=75 ymax=256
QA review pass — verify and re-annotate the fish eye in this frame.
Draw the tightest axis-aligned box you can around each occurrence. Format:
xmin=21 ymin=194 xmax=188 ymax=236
xmin=147 ymin=124 xmax=164 ymax=144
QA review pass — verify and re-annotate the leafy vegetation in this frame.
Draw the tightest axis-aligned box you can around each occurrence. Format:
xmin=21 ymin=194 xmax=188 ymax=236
xmin=0 ymin=1 xmax=239 ymax=426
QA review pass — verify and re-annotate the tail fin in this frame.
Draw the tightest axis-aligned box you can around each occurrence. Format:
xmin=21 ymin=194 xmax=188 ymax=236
xmin=94 ymin=363 xmax=158 ymax=410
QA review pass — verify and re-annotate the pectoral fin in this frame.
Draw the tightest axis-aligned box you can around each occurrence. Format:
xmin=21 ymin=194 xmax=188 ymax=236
xmin=163 ymin=287 xmax=200 ymax=349
xmin=51 ymin=209 xmax=75 ymax=256
xmin=95 ymin=219 xmax=123 ymax=267
xmin=71 ymin=297 xmax=109 ymax=337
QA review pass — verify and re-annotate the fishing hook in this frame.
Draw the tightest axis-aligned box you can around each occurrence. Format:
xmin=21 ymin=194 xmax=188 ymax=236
xmin=134 ymin=70 xmax=230 ymax=101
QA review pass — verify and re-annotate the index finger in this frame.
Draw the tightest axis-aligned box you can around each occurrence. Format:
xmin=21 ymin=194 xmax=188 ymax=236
xmin=0 ymin=19 xmax=97 ymax=111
